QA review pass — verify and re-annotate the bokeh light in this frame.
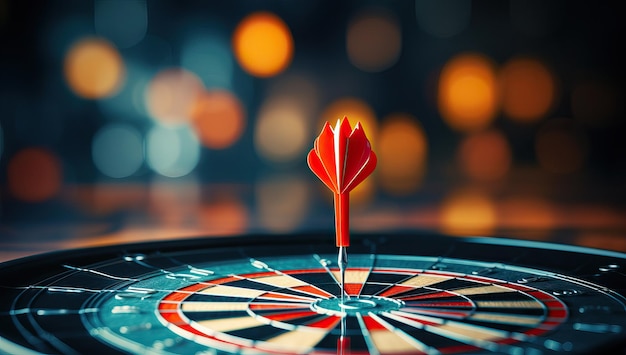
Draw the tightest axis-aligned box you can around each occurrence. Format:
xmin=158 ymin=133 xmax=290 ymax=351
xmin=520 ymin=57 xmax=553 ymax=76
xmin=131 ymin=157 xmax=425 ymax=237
xmin=7 ymin=147 xmax=62 ymax=202
xmin=572 ymin=79 xmax=619 ymax=126
xmin=415 ymin=0 xmax=471 ymax=38
xmin=94 ymin=0 xmax=147 ymax=48
xmin=267 ymin=74 xmax=319 ymax=114
xmin=199 ymin=195 xmax=249 ymax=236
xmin=92 ymin=123 xmax=143 ymax=178
xmin=145 ymin=68 xmax=204 ymax=125
xmin=319 ymin=97 xmax=379 ymax=205
xmin=438 ymin=53 xmax=499 ymax=132
xmin=149 ymin=175 xmax=200 ymax=227
xmin=255 ymin=96 xmax=309 ymax=163
xmin=64 ymin=37 xmax=125 ymax=99
xmin=458 ymin=129 xmax=512 ymax=182
xmin=535 ymin=118 xmax=587 ymax=174
xmin=98 ymin=61 xmax=152 ymax=121
xmin=378 ymin=113 xmax=428 ymax=195
xmin=232 ymin=12 xmax=293 ymax=78
xmin=146 ymin=124 xmax=200 ymax=178
xmin=190 ymin=90 xmax=246 ymax=149
xmin=498 ymin=197 xmax=556 ymax=238
xmin=440 ymin=189 xmax=497 ymax=236
xmin=256 ymin=175 xmax=309 ymax=232
xmin=346 ymin=9 xmax=402 ymax=72
xmin=70 ymin=182 xmax=147 ymax=216
xmin=319 ymin=97 xmax=378 ymax=147
xmin=182 ymin=33 xmax=233 ymax=89
xmin=500 ymin=57 xmax=557 ymax=123
xmin=577 ymin=233 xmax=626 ymax=252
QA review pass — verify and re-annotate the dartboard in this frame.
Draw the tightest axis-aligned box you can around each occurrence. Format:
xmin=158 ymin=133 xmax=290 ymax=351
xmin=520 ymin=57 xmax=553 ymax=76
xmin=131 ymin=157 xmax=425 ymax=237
xmin=1 ymin=233 xmax=625 ymax=354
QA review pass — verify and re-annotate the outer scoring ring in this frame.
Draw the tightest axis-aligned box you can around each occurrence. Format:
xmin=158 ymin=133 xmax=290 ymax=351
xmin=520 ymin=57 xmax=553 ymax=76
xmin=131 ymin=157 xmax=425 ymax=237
xmin=157 ymin=267 xmax=568 ymax=354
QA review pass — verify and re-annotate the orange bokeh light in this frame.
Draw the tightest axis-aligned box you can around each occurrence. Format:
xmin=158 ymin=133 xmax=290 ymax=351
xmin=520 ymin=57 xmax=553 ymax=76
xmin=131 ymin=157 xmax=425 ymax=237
xmin=438 ymin=53 xmax=499 ymax=132
xmin=7 ymin=147 xmax=62 ymax=202
xmin=576 ymin=232 xmax=626 ymax=252
xmin=319 ymin=97 xmax=378 ymax=147
xmin=145 ymin=68 xmax=204 ymax=125
xmin=199 ymin=196 xmax=249 ymax=236
xmin=378 ymin=113 xmax=428 ymax=195
xmin=498 ymin=197 xmax=555 ymax=238
xmin=233 ymin=12 xmax=294 ymax=78
xmin=64 ymin=37 xmax=125 ymax=99
xmin=500 ymin=57 xmax=556 ymax=123
xmin=319 ymin=97 xmax=379 ymax=205
xmin=440 ymin=189 xmax=497 ymax=236
xmin=458 ymin=129 xmax=511 ymax=182
xmin=190 ymin=90 xmax=246 ymax=149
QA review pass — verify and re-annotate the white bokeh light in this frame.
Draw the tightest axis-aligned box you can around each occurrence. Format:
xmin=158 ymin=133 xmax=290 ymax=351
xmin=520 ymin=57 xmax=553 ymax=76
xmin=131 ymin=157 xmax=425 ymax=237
xmin=92 ymin=123 xmax=143 ymax=178
xmin=146 ymin=124 xmax=200 ymax=178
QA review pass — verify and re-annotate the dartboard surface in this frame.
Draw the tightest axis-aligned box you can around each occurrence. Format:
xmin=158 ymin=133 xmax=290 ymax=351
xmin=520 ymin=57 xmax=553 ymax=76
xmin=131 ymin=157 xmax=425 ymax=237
xmin=1 ymin=233 xmax=625 ymax=355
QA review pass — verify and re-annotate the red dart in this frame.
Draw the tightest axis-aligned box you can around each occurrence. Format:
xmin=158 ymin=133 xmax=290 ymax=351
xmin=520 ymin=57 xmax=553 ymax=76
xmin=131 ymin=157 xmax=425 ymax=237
xmin=307 ymin=117 xmax=377 ymax=247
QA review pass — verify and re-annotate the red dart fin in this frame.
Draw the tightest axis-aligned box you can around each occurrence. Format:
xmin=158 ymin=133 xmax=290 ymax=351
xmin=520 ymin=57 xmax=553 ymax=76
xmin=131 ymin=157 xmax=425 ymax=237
xmin=307 ymin=117 xmax=377 ymax=248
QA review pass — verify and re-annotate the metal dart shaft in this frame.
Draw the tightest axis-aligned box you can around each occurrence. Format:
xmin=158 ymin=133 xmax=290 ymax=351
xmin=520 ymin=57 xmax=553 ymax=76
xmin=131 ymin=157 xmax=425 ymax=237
xmin=338 ymin=246 xmax=348 ymax=305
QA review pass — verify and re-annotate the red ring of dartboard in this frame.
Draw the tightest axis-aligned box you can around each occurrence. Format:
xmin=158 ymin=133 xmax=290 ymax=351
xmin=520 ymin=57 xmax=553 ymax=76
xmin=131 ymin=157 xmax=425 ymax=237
xmin=157 ymin=267 xmax=568 ymax=354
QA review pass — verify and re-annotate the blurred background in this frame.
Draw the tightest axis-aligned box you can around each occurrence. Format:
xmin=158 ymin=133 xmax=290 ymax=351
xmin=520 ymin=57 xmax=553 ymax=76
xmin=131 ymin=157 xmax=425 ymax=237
xmin=0 ymin=0 xmax=625 ymax=261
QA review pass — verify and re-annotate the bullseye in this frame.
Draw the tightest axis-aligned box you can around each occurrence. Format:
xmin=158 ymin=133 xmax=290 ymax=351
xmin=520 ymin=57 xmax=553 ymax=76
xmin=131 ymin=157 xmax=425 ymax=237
xmin=312 ymin=295 xmax=404 ymax=316
xmin=340 ymin=299 xmax=376 ymax=309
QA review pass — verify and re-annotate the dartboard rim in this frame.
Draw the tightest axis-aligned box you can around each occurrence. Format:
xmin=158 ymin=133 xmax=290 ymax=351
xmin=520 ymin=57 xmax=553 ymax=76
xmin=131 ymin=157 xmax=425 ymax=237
xmin=1 ymin=231 xmax=626 ymax=355
xmin=2 ymin=231 xmax=625 ymax=270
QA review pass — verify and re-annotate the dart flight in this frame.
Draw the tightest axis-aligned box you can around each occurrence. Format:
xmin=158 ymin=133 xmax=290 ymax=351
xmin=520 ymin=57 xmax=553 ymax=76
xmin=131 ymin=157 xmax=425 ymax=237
xmin=307 ymin=117 xmax=377 ymax=247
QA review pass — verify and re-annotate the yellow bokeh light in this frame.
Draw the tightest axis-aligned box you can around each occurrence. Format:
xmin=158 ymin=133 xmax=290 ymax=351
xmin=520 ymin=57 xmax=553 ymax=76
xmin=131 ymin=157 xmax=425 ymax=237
xmin=500 ymin=57 xmax=556 ymax=123
xmin=233 ymin=11 xmax=294 ymax=78
xmin=440 ymin=189 xmax=497 ymax=236
xmin=350 ymin=176 xmax=376 ymax=207
xmin=438 ymin=53 xmax=499 ymax=132
xmin=64 ymin=37 xmax=125 ymax=99
xmin=319 ymin=97 xmax=378 ymax=147
xmin=346 ymin=10 xmax=402 ymax=72
xmin=458 ymin=129 xmax=511 ymax=182
xmin=255 ymin=96 xmax=309 ymax=163
xmin=190 ymin=90 xmax=246 ymax=149
xmin=318 ymin=97 xmax=378 ymax=206
xmin=145 ymin=68 xmax=204 ymax=125
xmin=378 ymin=113 xmax=428 ymax=195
